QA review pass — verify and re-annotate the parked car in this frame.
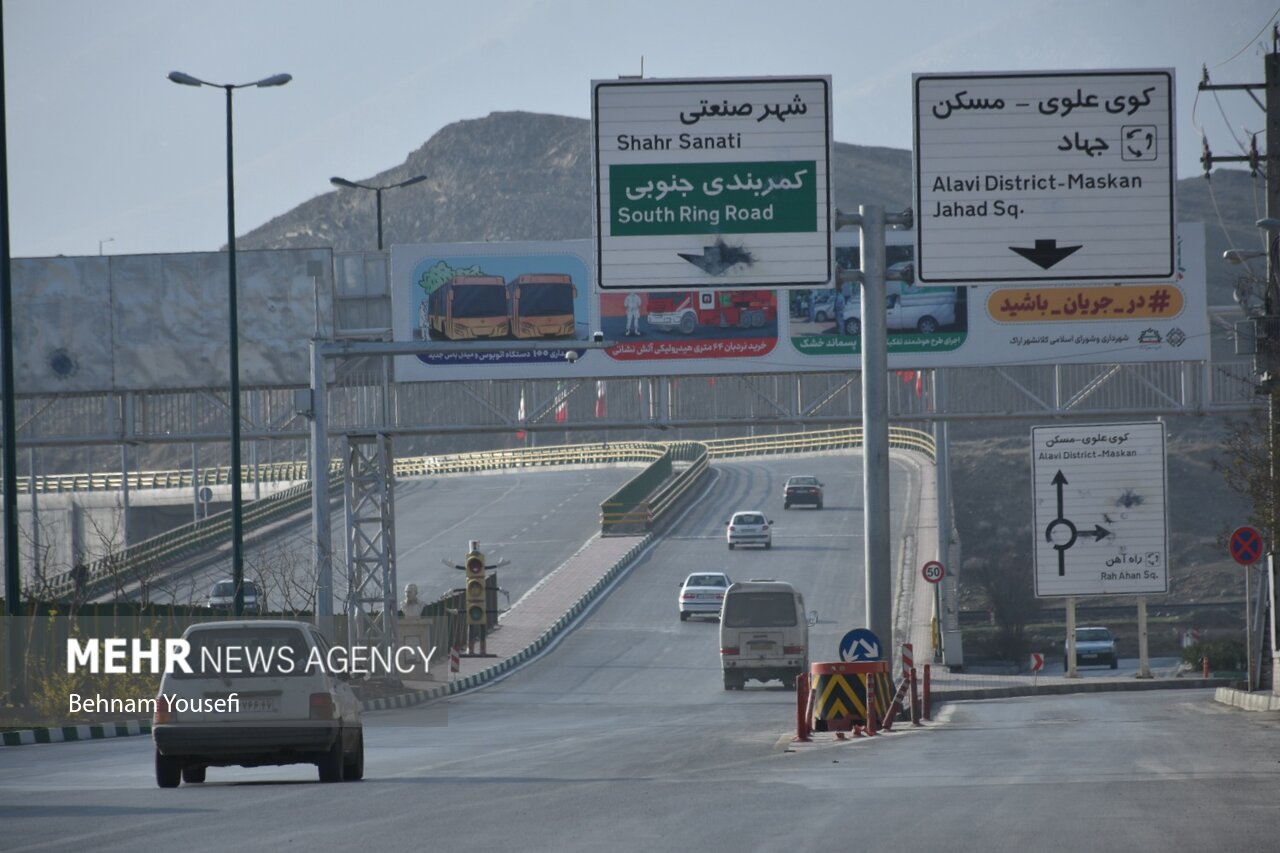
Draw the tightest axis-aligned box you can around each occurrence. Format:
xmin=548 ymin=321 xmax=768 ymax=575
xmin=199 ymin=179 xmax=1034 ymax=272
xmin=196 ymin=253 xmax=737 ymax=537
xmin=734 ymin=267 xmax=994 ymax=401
xmin=783 ymin=475 xmax=824 ymax=510
xmin=726 ymin=511 xmax=772 ymax=550
xmin=1066 ymin=625 xmax=1118 ymax=670
xmin=809 ymin=290 xmax=837 ymax=322
xmin=152 ymin=619 xmax=364 ymax=787
xmin=678 ymin=571 xmax=732 ymax=621
xmin=842 ymin=263 xmax=956 ymax=335
xmin=206 ymin=579 xmax=261 ymax=615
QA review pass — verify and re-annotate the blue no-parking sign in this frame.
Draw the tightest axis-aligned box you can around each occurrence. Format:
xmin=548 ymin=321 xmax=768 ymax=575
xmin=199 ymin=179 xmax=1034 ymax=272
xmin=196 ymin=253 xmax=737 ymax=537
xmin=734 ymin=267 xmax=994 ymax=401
xmin=1229 ymin=526 xmax=1264 ymax=566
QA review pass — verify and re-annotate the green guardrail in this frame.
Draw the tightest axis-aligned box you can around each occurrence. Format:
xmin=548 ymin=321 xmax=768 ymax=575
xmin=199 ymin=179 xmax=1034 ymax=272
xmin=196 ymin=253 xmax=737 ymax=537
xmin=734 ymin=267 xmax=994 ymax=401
xmin=600 ymin=442 xmax=709 ymax=535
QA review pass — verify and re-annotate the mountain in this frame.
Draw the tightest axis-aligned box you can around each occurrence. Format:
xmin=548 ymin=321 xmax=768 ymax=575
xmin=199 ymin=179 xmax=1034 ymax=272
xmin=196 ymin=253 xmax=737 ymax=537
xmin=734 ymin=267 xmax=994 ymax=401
xmin=241 ymin=110 xmax=1262 ymax=306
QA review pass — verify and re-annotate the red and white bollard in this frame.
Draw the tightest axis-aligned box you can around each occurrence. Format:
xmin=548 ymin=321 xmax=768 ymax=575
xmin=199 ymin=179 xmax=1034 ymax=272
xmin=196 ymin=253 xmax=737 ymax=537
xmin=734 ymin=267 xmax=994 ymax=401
xmin=794 ymin=671 xmax=812 ymax=743
xmin=866 ymin=679 xmax=878 ymax=737
xmin=450 ymin=645 xmax=461 ymax=674
xmin=910 ymin=667 xmax=921 ymax=726
xmin=922 ymin=663 xmax=932 ymax=720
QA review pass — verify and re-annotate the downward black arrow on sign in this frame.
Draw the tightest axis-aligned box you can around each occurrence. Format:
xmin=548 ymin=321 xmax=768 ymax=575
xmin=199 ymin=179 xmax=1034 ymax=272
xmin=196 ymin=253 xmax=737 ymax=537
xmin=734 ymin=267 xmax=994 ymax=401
xmin=1010 ymin=239 xmax=1082 ymax=270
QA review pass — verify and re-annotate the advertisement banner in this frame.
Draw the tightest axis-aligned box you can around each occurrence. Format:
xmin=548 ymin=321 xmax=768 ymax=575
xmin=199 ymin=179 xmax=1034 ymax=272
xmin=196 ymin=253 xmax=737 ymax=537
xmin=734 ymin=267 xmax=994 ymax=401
xmin=389 ymin=225 xmax=1206 ymax=382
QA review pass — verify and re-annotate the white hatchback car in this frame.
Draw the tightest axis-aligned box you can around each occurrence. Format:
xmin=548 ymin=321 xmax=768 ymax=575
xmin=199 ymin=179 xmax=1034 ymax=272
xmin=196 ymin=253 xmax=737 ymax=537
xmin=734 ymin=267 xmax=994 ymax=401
xmin=726 ymin=511 xmax=773 ymax=550
xmin=152 ymin=620 xmax=364 ymax=787
xmin=678 ymin=571 xmax=732 ymax=621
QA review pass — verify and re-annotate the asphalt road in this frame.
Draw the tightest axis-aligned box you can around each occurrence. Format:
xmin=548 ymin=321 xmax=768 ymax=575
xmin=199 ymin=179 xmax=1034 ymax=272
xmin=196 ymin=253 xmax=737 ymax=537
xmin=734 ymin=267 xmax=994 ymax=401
xmin=139 ymin=466 xmax=637 ymax=610
xmin=4 ymin=455 xmax=1277 ymax=852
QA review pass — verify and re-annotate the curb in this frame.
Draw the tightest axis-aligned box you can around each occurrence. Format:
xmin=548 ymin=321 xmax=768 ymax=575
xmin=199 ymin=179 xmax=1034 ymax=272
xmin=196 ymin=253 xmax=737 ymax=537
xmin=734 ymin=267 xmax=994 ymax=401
xmin=1 ymin=719 xmax=151 ymax=747
xmin=1 ymin=534 xmax=655 ymax=747
xmin=932 ymin=676 xmax=1235 ymax=703
xmin=1214 ymin=686 xmax=1280 ymax=711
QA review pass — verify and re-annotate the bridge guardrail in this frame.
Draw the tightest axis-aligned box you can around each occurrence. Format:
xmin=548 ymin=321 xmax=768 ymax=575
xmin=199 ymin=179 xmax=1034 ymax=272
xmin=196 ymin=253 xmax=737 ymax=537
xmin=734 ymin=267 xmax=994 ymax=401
xmin=600 ymin=442 xmax=709 ymax=535
xmin=39 ymin=428 xmax=935 ymax=600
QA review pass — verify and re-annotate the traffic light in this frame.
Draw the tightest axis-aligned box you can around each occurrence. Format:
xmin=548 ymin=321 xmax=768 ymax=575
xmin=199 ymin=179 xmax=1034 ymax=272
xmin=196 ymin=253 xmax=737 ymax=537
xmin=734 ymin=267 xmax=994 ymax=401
xmin=464 ymin=548 xmax=486 ymax=627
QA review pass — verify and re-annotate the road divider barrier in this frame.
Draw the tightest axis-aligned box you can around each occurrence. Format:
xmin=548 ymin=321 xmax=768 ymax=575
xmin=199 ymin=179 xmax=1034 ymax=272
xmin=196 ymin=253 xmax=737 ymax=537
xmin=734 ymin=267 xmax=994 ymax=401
xmin=808 ymin=661 xmax=896 ymax=738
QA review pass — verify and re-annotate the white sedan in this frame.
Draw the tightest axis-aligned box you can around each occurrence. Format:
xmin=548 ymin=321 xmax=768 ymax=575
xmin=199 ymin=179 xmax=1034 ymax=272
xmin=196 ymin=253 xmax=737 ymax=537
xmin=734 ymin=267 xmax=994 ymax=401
xmin=678 ymin=572 xmax=732 ymax=621
xmin=726 ymin=511 xmax=772 ymax=550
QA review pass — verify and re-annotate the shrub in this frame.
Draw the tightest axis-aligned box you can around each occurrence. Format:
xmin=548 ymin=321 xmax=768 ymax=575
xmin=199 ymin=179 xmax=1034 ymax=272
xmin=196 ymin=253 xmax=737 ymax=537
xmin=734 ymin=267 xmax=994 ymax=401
xmin=1181 ymin=639 xmax=1247 ymax=671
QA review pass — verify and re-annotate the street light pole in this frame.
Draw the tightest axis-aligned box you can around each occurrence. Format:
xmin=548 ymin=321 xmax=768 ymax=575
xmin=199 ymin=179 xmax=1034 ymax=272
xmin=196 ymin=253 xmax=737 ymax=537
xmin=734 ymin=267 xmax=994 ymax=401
xmin=98 ymin=238 xmax=114 ymax=256
xmin=169 ymin=70 xmax=291 ymax=618
xmin=329 ymin=175 xmax=428 ymax=251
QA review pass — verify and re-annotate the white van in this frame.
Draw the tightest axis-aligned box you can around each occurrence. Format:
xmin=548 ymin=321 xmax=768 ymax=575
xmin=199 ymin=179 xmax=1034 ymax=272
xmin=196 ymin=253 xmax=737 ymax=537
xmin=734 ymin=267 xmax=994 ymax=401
xmin=719 ymin=580 xmax=808 ymax=690
xmin=842 ymin=278 xmax=958 ymax=335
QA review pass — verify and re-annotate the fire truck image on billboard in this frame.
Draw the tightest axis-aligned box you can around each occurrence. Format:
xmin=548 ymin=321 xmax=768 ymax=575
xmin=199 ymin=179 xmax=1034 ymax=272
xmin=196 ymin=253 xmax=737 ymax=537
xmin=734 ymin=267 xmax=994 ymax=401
xmin=646 ymin=290 xmax=775 ymax=335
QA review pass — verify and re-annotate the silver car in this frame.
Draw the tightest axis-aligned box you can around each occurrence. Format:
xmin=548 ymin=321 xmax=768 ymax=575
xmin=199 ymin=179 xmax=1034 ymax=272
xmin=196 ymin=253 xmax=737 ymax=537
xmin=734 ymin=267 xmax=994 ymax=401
xmin=206 ymin=579 xmax=261 ymax=615
xmin=726 ymin=511 xmax=773 ymax=550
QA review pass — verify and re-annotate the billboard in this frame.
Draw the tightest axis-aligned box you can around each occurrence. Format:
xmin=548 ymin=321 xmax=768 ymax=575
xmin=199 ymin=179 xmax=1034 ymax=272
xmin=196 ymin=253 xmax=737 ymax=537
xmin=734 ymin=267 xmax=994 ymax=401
xmin=389 ymin=225 xmax=1206 ymax=382
xmin=8 ymin=249 xmax=334 ymax=394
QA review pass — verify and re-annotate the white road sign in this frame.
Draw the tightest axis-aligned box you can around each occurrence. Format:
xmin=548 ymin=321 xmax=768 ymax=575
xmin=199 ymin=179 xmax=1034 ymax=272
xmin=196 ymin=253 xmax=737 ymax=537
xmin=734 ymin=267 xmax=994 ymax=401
xmin=914 ymin=70 xmax=1175 ymax=284
xmin=1031 ymin=421 xmax=1168 ymax=597
xmin=592 ymin=76 xmax=832 ymax=290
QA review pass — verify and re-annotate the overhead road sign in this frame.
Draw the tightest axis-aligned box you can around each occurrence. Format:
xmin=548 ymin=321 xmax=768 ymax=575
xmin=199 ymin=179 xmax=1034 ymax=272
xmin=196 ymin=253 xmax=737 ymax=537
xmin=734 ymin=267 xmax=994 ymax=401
xmin=592 ymin=76 xmax=832 ymax=290
xmin=1031 ymin=421 xmax=1168 ymax=597
xmin=914 ymin=69 xmax=1175 ymax=284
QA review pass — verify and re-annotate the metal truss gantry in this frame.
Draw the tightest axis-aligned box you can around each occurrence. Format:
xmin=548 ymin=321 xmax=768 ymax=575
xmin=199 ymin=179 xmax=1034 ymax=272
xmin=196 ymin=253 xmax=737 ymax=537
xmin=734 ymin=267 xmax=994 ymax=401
xmin=344 ymin=433 xmax=397 ymax=653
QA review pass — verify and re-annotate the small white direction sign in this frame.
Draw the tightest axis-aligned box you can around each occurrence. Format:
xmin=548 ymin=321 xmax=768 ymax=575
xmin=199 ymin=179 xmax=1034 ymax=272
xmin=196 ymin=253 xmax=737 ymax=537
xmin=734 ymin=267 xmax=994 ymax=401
xmin=1031 ymin=421 xmax=1168 ymax=597
xmin=914 ymin=69 xmax=1175 ymax=284
xmin=592 ymin=76 xmax=832 ymax=290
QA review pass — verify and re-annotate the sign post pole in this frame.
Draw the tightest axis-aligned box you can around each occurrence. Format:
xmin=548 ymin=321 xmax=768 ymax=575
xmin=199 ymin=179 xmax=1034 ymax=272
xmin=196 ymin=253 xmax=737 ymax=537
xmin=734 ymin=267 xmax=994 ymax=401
xmin=1229 ymin=525 xmax=1265 ymax=691
xmin=1246 ymin=564 xmax=1253 ymax=691
xmin=1136 ymin=597 xmax=1152 ymax=679
xmin=1066 ymin=597 xmax=1079 ymax=678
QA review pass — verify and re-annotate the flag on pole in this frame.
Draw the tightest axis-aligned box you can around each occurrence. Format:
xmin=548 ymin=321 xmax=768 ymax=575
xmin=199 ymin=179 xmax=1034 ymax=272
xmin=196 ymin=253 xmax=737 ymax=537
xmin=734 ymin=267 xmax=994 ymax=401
xmin=555 ymin=382 xmax=569 ymax=423
xmin=595 ymin=380 xmax=607 ymax=418
xmin=516 ymin=389 xmax=527 ymax=440
xmin=897 ymin=370 xmax=924 ymax=398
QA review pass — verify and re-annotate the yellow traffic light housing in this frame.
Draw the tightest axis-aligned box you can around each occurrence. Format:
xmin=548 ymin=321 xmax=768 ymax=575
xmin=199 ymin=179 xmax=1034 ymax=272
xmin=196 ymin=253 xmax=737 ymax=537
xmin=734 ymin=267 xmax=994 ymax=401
xmin=465 ymin=549 xmax=486 ymax=626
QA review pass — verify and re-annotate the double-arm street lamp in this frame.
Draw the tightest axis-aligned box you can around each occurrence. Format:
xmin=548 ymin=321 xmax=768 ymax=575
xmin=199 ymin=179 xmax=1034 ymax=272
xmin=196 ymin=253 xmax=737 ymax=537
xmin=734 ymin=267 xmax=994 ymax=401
xmin=329 ymin=175 xmax=428 ymax=250
xmin=168 ymin=70 xmax=291 ymax=617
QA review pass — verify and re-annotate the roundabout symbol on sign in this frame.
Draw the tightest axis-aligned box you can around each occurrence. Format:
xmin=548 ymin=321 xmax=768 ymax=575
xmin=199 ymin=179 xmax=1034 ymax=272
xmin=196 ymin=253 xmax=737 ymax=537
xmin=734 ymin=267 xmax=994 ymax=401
xmin=922 ymin=560 xmax=945 ymax=584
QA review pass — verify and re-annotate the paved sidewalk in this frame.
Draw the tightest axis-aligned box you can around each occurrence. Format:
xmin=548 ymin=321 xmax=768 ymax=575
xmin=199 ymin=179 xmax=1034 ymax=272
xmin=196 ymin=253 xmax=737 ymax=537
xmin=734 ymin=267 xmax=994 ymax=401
xmin=363 ymin=533 xmax=651 ymax=709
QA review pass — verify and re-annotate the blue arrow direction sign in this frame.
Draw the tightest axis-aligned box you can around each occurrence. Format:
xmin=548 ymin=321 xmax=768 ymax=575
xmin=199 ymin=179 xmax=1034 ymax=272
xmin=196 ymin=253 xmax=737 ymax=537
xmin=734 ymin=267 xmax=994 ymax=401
xmin=839 ymin=628 xmax=882 ymax=662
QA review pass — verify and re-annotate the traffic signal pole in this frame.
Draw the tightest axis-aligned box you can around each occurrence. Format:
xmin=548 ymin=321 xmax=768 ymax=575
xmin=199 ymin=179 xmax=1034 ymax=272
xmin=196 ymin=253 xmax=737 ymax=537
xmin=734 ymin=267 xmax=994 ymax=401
xmin=464 ymin=542 xmax=488 ymax=655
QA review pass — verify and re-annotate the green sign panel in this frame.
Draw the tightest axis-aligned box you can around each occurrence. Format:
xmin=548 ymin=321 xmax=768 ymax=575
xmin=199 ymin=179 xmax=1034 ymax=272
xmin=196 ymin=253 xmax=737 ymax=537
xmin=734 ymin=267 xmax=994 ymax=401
xmin=610 ymin=160 xmax=817 ymax=236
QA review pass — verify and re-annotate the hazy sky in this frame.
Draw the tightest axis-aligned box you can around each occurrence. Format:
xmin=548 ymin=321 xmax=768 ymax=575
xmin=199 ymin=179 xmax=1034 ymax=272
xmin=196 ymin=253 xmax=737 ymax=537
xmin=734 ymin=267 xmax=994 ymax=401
xmin=5 ymin=0 xmax=1278 ymax=258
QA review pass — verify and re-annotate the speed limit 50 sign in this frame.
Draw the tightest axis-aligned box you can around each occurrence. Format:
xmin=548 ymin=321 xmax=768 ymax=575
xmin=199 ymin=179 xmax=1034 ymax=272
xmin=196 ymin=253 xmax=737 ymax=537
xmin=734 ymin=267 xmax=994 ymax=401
xmin=922 ymin=560 xmax=945 ymax=584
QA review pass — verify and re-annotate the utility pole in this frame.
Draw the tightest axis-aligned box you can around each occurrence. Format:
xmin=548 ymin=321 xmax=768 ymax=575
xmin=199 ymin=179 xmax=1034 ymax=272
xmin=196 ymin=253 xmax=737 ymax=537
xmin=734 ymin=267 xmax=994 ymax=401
xmin=1200 ymin=26 xmax=1280 ymax=693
